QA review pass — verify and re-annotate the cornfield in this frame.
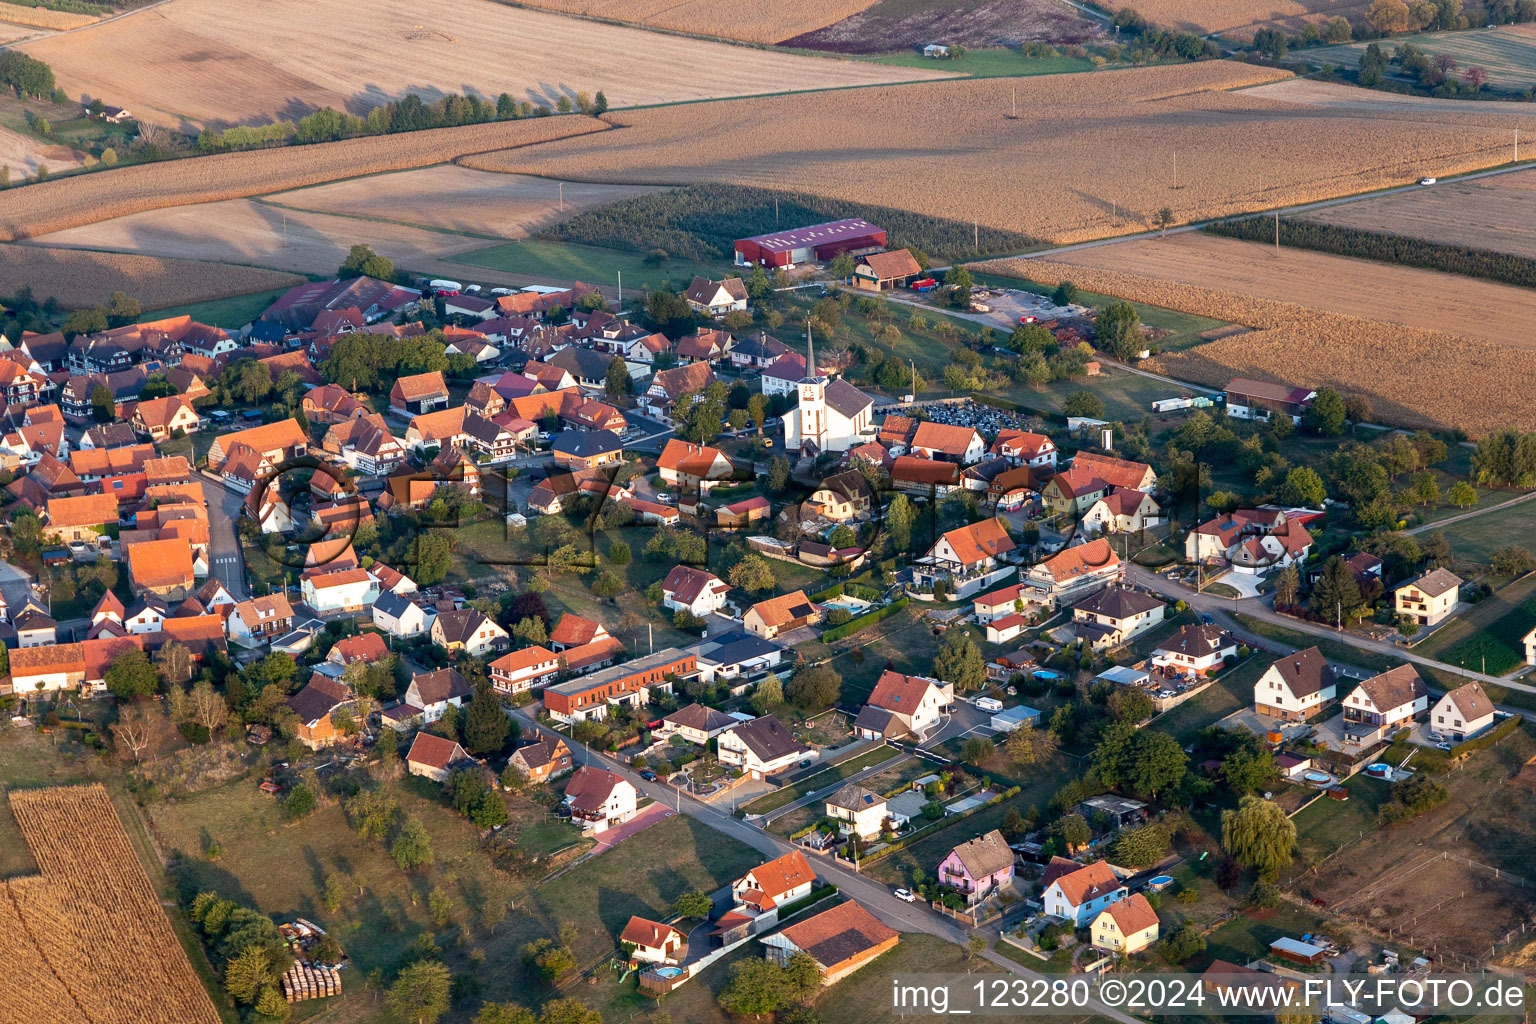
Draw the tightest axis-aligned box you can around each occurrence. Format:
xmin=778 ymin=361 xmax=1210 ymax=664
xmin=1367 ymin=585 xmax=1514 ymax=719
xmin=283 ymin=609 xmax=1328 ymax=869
xmin=0 ymin=115 xmax=609 ymax=241
xmin=463 ymin=61 xmax=1536 ymax=245
xmin=0 ymin=5 xmax=98 ymax=29
xmin=511 ymin=0 xmax=877 ymax=44
xmin=0 ymin=243 xmax=303 ymax=308
xmin=0 ymin=785 xmax=222 ymax=1024
xmin=974 ymin=256 xmax=1536 ymax=438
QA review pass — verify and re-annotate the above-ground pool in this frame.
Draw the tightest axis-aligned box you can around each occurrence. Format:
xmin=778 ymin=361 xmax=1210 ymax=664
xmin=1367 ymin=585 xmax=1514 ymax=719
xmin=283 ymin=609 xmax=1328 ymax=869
xmin=1147 ymin=875 xmax=1174 ymax=891
xmin=1033 ymin=670 xmax=1060 ymax=681
xmin=1302 ymin=770 xmax=1334 ymax=785
xmin=653 ymin=967 xmax=684 ymax=978
xmin=1365 ymin=763 xmax=1392 ymax=777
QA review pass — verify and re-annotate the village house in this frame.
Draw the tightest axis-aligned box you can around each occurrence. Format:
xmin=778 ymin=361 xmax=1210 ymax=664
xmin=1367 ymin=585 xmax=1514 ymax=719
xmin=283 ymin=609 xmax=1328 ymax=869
xmin=372 ymin=590 xmax=433 ymax=638
xmin=1021 ymin=537 xmax=1122 ymax=606
xmin=717 ymin=496 xmax=771 ymax=529
xmin=687 ymin=630 xmax=784 ymax=685
xmin=551 ymin=429 xmax=623 ymax=470
xmin=657 ymin=438 xmax=736 ymax=492
xmin=1152 ymin=623 xmax=1237 ymax=677
xmin=804 ymin=470 xmax=874 ymax=522
xmin=1071 ymin=587 xmax=1165 ymax=648
xmin=1040 ymin=464 xmax=1111 ymax=516
xmin=921 ymin=518 xmax=1016 ymax=591
xmin=659 ymin=703 xmax=739 ymax=745
xmin=1430 ymin=681 xmax=1495 ymax=742
xmin=1224 ymin=377 xmax=1316 ymax=425
xmin=1083 ymin=488 xmax=1161 ymax=536
xmin=301 ymin=566 xmax=380 ymax=617
xmin=1041 ymin=857 xmax=1128 ymax=925
xmin=549 ymin=613 xmax=610 ymax=651
xmin=406 ymin=732 xmax=473 ymax=782
xmin=389 ymin=371 xmax=451 ymax=416
xmin=685 ymin=275 xmax=750 ymax=317
xmin=431 ymin=608 xmax=510 ymax=657
xmin=44 ymin=492 xmax=119 ymax=544
xmin=325 ymin=414 xmax=406 ymax=476
xmin=562 ymin=765 xmax=638 ymax=834
xmin=890 ymin=455 xmax=961 ymax=497
xmin=973 ymin=583 xmax=1026 ymax=625
xmin=824 ymin=784 xmax=892 ymax=840
xmin=542 ymin=648 xmax=691 ymax=724
xmin=642 ymin=360 xmax=716 ymax=418
xmin=1343 ymin=664 xmax=1429 ymax=748
xmin=661 ymin=565 xmax=731 ymax=618
xmin=489 ymin=645 xmax=561 ymax=696
xmin=403 ymin=667 xmax=473 ymax=724
xmin=302 ymin=383 xmax=369 ymax=425
xmin=853 ymin=669 xmax=954 ymax=742
xmin=508 ymin=733 xmax=573 ymax=784
xmin=907 ymin=421 xmax=985 ymax=464
xmin=287 ymin=675 xmax=356 ymax=750
xmin=727 ymin=850 xmax=816 ymax=931
xmin=206 ymin=418 xmax=308 ymax=471
xmin=1091 ymin=892 xmax=1160 ymax=954
xmin=1254 ymin=646 xmax=1337 ymax=723
xmin=130 ymin=396 xmax=201 ymax=441
xmin=990 ymin=429 xmax=1056 ymax=468
xmin=717 ymin=713 xmax=807 ymax=779
xmin=1394 ymin=567 xmax=1462 ymax=628
xmin=760 ymin=900 xmax=898 ymax=985
xmin=760 ymin=352 xmax=806 ymax=398
xmin=225 ymin=594 xmax=295 ymax=646
xmin=731 ymin=332 xmax=790 ymax=371
xmin=743 ymin=590 xmax=822 ymax=640
xmin=938 ymin=830 xmax=1015 ymax=905
xmin=620 ymin=917 xmax=687 ymax=966
xmin=126 ymin=537 xmax=196 ymax=600
xmin=849 ymin=249 xmax=921 ymax=292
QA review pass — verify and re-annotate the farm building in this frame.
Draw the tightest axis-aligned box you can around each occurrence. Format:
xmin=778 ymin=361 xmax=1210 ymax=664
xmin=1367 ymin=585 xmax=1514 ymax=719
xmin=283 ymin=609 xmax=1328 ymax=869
xmin=1223 ymin=377 xmax=1316 ymax=425
xmin=734 ymin=220 xmax=887 ymax=269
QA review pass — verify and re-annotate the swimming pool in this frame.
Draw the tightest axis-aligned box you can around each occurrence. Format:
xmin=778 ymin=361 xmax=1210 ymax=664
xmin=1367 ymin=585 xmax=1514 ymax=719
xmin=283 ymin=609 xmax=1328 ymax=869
xmin=652 ymin=967 xmax=684 ymax=979
xmin=1146 ymin=875 xmax=1174 ymax=891
xmin=1303 ymin=771 xmax=1332 ymax=784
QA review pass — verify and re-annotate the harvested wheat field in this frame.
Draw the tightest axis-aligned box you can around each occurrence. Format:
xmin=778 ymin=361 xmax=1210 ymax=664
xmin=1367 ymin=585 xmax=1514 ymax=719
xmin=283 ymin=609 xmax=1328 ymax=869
xmin=468 ymin=62 xmax=1536 ymax=245
xmin=0 ymin=243 xmax=303 ymax=308
xmin=270 ymin=166 xmax=664 ymax=239
xmin=514 ymin=0 xmax=877 ymax=43
xmin=0 ymin=785 xmax=220 ymax=1024
xmin=1125 ymin=0 xmax=1363 ymax=37
xmin=0 ymin=124 xmax=83 ymax=181
xmin=30 ymin=199 xmax=491 ymax=276
xmin=0 ymin=115 xmax=606 ymax=242
xmin=18 ymin=0 xmax=951 ymax=128
xmin=1047 ymin=233 xmax=1534 ymax=347
xmin=1246 ymin=76 xmax=1536 ymax=115
xmin=0 ymin=5 xmax=98 ymax=29
xmin=975 ymin=255 xmax=1536 ymax=436
xmin=1296 ymin=167 xmax=1536 ymax=260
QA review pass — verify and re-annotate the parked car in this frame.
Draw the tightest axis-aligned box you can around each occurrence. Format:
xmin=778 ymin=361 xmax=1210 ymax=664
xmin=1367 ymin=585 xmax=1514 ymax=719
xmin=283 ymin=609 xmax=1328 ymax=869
xmin=894 ymin=888 xmax=917 ymax=903
xmin=638 ymin=769 xmax=659 ymax=782
xmin=1419 ymin=177 xmax=1437 ymax=185
xmin=1435 ymin=741 xmax=1453 ymax=752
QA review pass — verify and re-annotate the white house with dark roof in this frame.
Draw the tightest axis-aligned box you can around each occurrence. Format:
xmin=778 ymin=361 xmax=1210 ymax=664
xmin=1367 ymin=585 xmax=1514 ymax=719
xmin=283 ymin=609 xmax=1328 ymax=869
xmin=1342 ymin=664 xmax=1428 ymax=747
xmin=684 ymin=276 xmax=749 ymax=317
xmin=1394 ymin=567 xmax=1462 ymax=628
xmin=717 ymin=714 xmax=808 ymax=779
xmin=1070 ymin=587 xmax=1164 ymax=648
xmin=1152 ymin=623 xmax=1236 ymax=677
xmin=659 ymin=703 xmax=738 ymax=745
xmin=660 ymin=564 xmax=731 ymax=618
xmin=1429 ymin=681 xmax=1494 ymax=742
xmin=563 ymin=765 xmax=637 ymax=834
xmin=1254 ymin=646 xmax=1336 ymax=722
xmin=824 ymin=784 xmax=893 ymax=839
xmin=853 ymin=669 xmax=953 ymax=741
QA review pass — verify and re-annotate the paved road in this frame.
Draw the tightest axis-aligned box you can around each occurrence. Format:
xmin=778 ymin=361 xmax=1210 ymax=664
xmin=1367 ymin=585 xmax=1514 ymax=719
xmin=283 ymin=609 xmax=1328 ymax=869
xmin=515 ymin=712 xmax=1142 ymax=1024
xmin=201 ymin=471 xmax=251 ymax=600
xmin=1403 ymin=489 xmax=1536 ymax=536
xmin=1126 ymin=564 xmax=1536 ymax=696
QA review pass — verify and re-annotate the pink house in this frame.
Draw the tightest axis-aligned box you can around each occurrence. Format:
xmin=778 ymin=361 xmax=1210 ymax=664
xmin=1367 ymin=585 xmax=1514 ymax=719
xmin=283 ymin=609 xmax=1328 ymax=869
xmin=937 ymin=829 xmax=1015 ymax=904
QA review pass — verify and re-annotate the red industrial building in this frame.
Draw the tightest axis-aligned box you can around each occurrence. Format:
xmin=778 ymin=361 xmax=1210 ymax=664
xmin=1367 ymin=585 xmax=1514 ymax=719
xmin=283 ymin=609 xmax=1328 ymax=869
xmin=734 ymin=219 xmax=887 ymax=269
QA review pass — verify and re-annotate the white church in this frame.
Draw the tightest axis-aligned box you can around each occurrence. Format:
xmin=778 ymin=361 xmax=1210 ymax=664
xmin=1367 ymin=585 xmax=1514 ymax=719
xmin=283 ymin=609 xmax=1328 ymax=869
xmin=783 ymin=327 xmax=875 ymax=455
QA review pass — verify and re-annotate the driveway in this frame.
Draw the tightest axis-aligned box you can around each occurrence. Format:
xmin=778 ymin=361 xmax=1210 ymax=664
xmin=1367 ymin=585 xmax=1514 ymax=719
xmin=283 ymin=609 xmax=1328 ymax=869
xmin=0 ymin=558 xmax=34 ymax=613
xmin=593 ymin=801 xmax=675 ymax=851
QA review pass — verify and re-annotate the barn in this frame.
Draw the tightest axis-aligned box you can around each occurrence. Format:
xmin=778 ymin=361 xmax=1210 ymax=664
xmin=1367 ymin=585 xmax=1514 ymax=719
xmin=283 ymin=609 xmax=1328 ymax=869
xmin=734 ymin=219 xmax=887 ymax=269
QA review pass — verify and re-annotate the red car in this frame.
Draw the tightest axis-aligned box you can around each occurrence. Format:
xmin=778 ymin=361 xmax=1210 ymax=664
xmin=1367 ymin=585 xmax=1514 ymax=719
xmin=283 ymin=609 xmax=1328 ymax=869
xmin=1019 ymin=315 xmax=1038 ymax=324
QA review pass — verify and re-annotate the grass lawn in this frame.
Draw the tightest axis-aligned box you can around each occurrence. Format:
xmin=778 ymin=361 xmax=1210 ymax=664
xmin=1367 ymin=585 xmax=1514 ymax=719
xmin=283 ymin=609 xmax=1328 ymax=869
xmin=1230 ymin=613 xmax=1399 ymax=674
xmin=996 ymin=367 xmax=1186 ymax=424
xmin=448 ymin=239 xmax=726 ymax=294
xmin=1415 ymin=573 xmax=1536 ymax=677
xmin=1286 ymin=773 xmax=1392 ymax=871
xmin=145 ymin=286 xmax=296 ymax=329
xmin=1200 ymin=902 xmax=1332 ymax=969
xmin=1437 ymin=496 xmax=1536 ymax=567
xmin=796 ymin=604 xmax=947 ymax=707
xmin=741 ymin=743 xmax=901 ymax=815
xmin=1152 ymin=658 xmax=1270 ymax=743
xmin=866 ymin=49 xmax=1099 ymax=78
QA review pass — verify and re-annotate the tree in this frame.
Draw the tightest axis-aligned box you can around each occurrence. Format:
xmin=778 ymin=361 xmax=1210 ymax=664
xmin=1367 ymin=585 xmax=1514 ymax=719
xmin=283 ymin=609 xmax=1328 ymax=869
xmin=828 ymin=251 xmax=856 ymax=279
xmin=1063 ymin=391 xmax=1105 ymax=419
xmin=521 ymin=938 xmax=577 ymax=981
xmin=1112 ymin=824 xmax=1168 ymax=868
xmin=391 ymin=817 xmax=434 ymax=871
xmin=1051 ymin=280 xmax=1079 ymax=306
xmin=1094 ymin=301 xmax=1142 ymax=361
xmin=751 ymin=673 xmax=784 ymax=713
xmin=475 ymin=1004 xmax=537 ymax=1024
xmin=410 ymin=533 xmax=454 ymax=586
xmin=1004 ymin=725 xmax=1058 ymax=768
xmin=1358 ymin=41 xmax=1388 ymax=84
xmin=885 ymin=493 xmax=916 ymax=552
xmin=537 ymin=999 xmax=602 ymax=1024
xmin=717 ymin=957 xmax=795 ymax=1018
xmin=1367 ymin=0 xmax=1412 ymax=32
xmin=933 ymin=630 xmax=986 ymax=693
xmin=1158 ymin=923 xmax=1207 ymax=964
xmin=962 ymin=737 xmax=993 ymax=766
xmin=463 ymin=680 xmax=511 ymax=755
xmin=1221 ymin=794 xmax=1297 ymax=879
xmin=389 ymin=961 xmax=452 ymax=1024
xmin=1107 ymin=687 xmax=1154 ymax=724
xmin=1156 ymin=207 xmax=1174 ymax=236
xmin=225 ymin=944 xmax=272 ymax=1004
xmin=188 ymin=680 xmax=228 ymax=737
xmin=766 ymin=456 xmax=792 ymax=492
xmin=107 ymin=647 xmax=159 ymax=700
xmin=1126 ymin=731 xmax=1187 ymax=800
xmin=1409 ymin=471 xmax=1440 ymax=507
xmin=604 ymin=357 xmax=632 ymax=400
xmin=672 ymin=890 xmax=713 ymax=918
xmin=1279 ymin=466 xmax=1326 ymax=507
xmin=728 ymin=554 xmax=777 ymax=593
xmin=1447 ymin=480 xmax=1478 ymax=508
xmin=1271 ymin=564 xmax=1301 ymax=608
xmin=1049 ymin=813 xmax=1090 ymax=851
xmin=786 ymin=663 xmax=841 ymax=710
xmin=1493 ymin=545 xmax=1536 ymax=577
xmin=255 ymin=984 xmax=290 ymax=1021
xmin=284 ymin=784 xmax=317 ymax=819
xmin=1221 ymin=746 xmax=1277 ymax=794
xmin=1304 ymin=388 xmax=1347 ymax=436
xmin=112 ymin=702 xmax=165 ymax=764
xmin=1465 ymin=65 xmax=1487 ymax=89
xmin=1310 ymin=555 xmax=1364 ymax=625
xmin=91 ymin=383 xmax=116 ymax=423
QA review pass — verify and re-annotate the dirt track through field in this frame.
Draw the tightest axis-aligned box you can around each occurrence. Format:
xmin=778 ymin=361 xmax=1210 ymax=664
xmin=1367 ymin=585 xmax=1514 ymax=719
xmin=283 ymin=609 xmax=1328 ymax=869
xmin=269 ymin=166 xmax=663 ymax=239
xmin=17 ymin=0 xmax=954 ymax=127
xmin=1049 ymin=233 xmax=1536 ymax=348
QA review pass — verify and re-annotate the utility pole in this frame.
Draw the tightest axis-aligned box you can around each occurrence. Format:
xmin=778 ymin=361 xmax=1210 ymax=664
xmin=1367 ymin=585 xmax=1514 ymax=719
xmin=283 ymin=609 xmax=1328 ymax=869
xmin=774 ymin=196 xmax=779 ymax=225
xmin=1516 ymin=128 xmax=1521 ymax=163
xmin=559 ymin=182 xmax=564 ymax=212
xmin=1172 ymin=150 xmax=1178 ymax=189
xmin=1012 ymin=85 xmax=1017 ymax=118
xmin=1274 ymin=211 xmax=1280 ymax=258
xmin=974 ymin=220 xmax=978 ymax=252
xmin=616 ymin=269 xmax=622 ymax=309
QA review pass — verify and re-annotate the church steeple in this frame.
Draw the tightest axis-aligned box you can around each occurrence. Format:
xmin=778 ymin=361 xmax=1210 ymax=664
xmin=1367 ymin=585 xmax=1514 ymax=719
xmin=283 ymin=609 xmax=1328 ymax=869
xmin=801 ymin=320 xmax=824 ymax=383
